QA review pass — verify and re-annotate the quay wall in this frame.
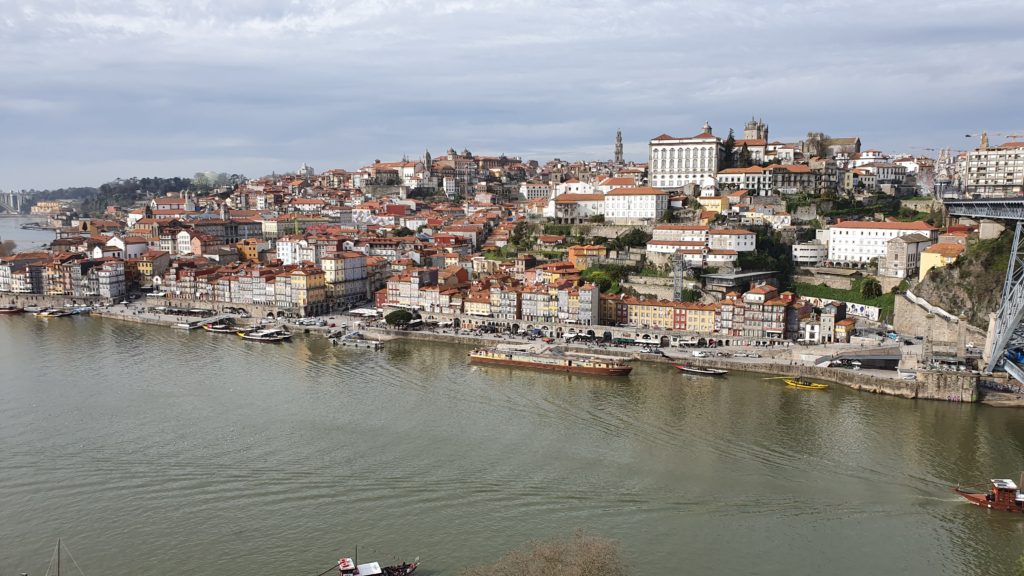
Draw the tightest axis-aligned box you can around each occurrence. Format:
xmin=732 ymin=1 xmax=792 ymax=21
xmin=685 ymin=357 xmax=978 ymax=402
xmin=360 ymin=327 xmax=978 ymax=403
xmin=1 ymin=293 xmax=107 ymax=308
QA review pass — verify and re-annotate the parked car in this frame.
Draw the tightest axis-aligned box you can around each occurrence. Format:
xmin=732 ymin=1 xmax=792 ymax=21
xmin=692 ymin=350 xmax=708 ymax=358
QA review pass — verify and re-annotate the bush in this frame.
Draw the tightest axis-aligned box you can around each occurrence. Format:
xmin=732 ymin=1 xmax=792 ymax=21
xmin=459 ymin=530 xmax=625 ymax=576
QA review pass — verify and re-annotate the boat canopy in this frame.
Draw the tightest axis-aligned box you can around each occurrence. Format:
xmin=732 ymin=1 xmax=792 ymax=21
xmin=357 ymin=562 xmax=383 ymax=576
xmin=992 ymin=479 xmax=1018 ymax=490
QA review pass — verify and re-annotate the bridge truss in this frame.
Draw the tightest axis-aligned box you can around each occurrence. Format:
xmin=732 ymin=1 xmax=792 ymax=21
xmin=945 ymin=198 xmax=1024 ymax=373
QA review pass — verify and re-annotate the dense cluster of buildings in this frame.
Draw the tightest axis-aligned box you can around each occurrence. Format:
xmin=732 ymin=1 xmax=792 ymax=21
xmin=2 ymin=116 xmax=1006 ymax=341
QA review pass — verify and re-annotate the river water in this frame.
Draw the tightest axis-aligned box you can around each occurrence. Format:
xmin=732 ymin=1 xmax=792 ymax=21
xmin=0 ymin=216 xmax=55 ymax=251
xmin=2 ymin=316 xmax=1024 ymax=575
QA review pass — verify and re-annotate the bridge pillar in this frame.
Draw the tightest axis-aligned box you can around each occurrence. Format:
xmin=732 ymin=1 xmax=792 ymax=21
xmin=987 ymin=221 xmax=1024 ymax=373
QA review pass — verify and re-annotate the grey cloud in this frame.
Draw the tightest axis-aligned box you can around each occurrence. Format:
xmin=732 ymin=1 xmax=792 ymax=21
xmin=2 ymin=0 xmax=1023 ymax=188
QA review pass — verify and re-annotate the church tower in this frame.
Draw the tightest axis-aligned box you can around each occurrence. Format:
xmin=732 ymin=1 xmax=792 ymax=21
xmin=614 ymin=129 xmax=624 ymax=165
xmin=744 ymin=116 xmax=768 ymax=141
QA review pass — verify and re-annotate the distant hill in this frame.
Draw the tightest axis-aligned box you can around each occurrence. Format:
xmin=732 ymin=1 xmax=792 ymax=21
xmin=914 ymin=231 xmax=1012 ymax=329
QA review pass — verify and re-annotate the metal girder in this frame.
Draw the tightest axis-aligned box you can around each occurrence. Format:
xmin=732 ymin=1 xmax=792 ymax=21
xmin=944 ymin=198 xmax=1024 ymax=221
xmin=988 ymin=221 xmax=1024 ymax=373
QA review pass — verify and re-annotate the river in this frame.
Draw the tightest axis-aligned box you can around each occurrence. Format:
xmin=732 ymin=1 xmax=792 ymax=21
xmin=2 ymin=316 xmax=1024 ymax=575
xmin=0 ymin=215 xmax=55 ymax=251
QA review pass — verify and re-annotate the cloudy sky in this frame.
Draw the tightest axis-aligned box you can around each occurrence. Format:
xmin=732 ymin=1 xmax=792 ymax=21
xmin=3 ymin=0 xmax=1023 ymax=190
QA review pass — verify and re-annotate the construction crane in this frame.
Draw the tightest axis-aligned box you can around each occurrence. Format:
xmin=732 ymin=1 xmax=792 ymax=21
xmin=964 ymin=131 xmax=1024 ymax=148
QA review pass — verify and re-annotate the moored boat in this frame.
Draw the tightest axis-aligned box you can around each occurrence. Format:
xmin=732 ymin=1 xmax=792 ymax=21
xmin=0 ymin=305 xmax=23 ymax=314
xmin=784 ymin=378 xmax=828 ymax=390
xmin=239 ymin=327 xmax=292 ymax=342
xmin=674 ymin=364 xmax=728 ymax=376
xmin=955 ymin=477 xmax=1024 ymax=512
xmin=203 ymin=321 xmax=237 ymax=333
xmin=468 ymin=347 xmax=632 ymax=376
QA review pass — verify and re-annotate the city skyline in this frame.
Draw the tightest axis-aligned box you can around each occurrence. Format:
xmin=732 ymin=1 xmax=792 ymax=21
xmin=3 ymin=0 xmax=1024 ymax=190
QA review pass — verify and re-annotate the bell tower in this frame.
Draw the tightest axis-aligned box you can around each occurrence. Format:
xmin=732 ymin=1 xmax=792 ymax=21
xmin=614 ymin=129 xmax=624 ymax=165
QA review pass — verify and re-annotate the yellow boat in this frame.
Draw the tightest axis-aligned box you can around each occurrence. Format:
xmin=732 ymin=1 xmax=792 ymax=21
xmin=784 ymin=378 xmax=828 ymax=390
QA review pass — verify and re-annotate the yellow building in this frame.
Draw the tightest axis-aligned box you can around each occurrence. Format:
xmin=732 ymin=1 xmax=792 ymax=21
xmin=681 ymin=302 xmax=718 ymax=334
xmin=567 ymin=245 xmax=606 ymax=270
xmin=627 ymin=298 xmax=675 ymax=330
xmin=919 ymin=242 xmax=966 ymax=282
xmin=697 ymin=196 xmax=729 ymax=215
xmin=464 ymin=290 xmax=493 ymax=317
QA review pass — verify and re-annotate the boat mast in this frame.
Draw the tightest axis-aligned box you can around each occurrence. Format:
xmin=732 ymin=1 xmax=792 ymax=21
xmin=57 ymin=538 xmax=61 ymax=576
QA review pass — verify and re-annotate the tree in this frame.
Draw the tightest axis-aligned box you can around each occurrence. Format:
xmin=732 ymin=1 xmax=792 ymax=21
xmin=737 ymin=143 xmax=753 ymax=168
xmin=459 ymin=530 xmax=626 ymax=576
xmin=509 ymin=221 xmax=533 ymax=248
xmin=384 ymin=309 xmax=414 ymax=327
xmin=393 ymin=226 xmax=415 ymax=237
xmin=861 ymin=277 xmax=883 ymax=299
xmin=0 ymin=240 xmax=16 ymax=257
xmin=617 ymin=228 xmax=652 ymax=248
xmin=723 ymin=129 xmax=737 ymax=168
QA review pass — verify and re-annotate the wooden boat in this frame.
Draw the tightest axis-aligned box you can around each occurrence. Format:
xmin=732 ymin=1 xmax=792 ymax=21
xmin=239 ymin=327 xmax=292 ymax=342
xmin=469 ymin=347 xmax=632 ymax=376
xmin=203 ymin=322 xmax=237 ymax=333
xmin=339 ymin=556 xmax=419 ymax=576
xmin=784 ymin=378 xmax=828 ymax=390
xmin=674 ymin=364 xmax=728 ymax=376
xmin=0 ymin=305 xmax=23 ymax=314
xmin=955 ymin=477 xmax=1024 ymax=512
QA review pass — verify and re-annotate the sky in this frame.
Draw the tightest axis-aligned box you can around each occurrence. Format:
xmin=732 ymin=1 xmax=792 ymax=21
xmin=2 ymin=0 xmax=1024 ymax=190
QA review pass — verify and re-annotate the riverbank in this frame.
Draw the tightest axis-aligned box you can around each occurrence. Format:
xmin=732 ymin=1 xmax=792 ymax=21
xmin=6 ymin=300 xmax=985 ymax=405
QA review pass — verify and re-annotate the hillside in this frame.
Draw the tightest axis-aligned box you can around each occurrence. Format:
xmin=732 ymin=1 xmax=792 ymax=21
xmin=914 ymin=231 xmax=1012 ymax=329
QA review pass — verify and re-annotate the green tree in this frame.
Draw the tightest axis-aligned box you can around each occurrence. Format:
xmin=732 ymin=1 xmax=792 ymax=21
xmin=384 ymin=309 xmax=414 ymax=327
xmin=617 ymin=228 xmax=652 ymax=248
xmin=509 ymin=221 xmax=532 ymax=247
xmin=393 ymin=226 xmax=415 ymax=237
xmin=861 ymin=276 xmax=883 ymax=299
xmin=723 ymin=129 xmax=736 ymax=168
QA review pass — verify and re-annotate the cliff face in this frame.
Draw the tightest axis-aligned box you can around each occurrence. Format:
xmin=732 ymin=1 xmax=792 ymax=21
xmin=914 ymin=232 xmax=1012 ymax=329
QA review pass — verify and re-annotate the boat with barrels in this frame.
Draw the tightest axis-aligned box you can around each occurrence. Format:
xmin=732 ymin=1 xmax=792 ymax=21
xmin=955 ymin=476 xmax=1024 ymax=512
xmin=784 ymin=378 xmax=828 ymax=390
xmin=468 ymin=347 xmax=632 ymax=376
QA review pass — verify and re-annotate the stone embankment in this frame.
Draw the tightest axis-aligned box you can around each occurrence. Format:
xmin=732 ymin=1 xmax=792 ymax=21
xmin=685 ymin=356 xmax=978 ymax=402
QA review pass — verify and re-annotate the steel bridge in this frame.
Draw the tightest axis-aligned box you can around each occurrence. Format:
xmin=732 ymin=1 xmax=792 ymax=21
xmin=944 ymin=197 xmax=1024 ymax=377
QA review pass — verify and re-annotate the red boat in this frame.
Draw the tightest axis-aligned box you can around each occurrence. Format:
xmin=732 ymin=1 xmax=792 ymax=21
xmin=954 ymin=477 xmax=1024 ymax=512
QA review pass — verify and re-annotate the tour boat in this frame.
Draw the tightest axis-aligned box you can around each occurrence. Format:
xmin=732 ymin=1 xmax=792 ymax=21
xmin=674 ymin=364 xmax=728 ymax=376
xmin=955 ymin=477 xmax=1024 ymax=512
xmin=203 ymin=322 xmax=237 ymax=333
xmin=37 ymin=308 xmax=73 ymax=318
xmin=239 ymin=327 xmax=292 ymax=342
xmin=784 ymin=378 xmax=828 ymax=390
xmin=0 ymin=305 xmax=23 ymax=314
xmin=468 ymin=347 xmax=632 ymax=376
xmin=23 ymin=305 xmax=43 ymax=313
xmin=339 ymin=556 xmax=419 ymax=576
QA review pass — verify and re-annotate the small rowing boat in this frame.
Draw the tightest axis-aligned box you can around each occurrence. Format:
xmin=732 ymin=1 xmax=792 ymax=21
xmin=674 ymin=364 xmax=728 ymax=376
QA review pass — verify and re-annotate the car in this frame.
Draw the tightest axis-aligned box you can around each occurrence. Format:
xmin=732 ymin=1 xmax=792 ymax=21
xmin=904 ymin=340 xmax=914 ymax=346
xmin=733 ymin=352 xmax=747 ymax=357
xmin=747 ymin=353 xmax=761 ymax=358
xmin=692 ymin=350 xmax=708 ymax=358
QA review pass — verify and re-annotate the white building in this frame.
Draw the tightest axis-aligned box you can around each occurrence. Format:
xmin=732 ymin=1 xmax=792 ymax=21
xmin=826 ymin=220 xmax=937 ymax=264
xmin=717 ymin=166 xmax=772 ymax=195
xmin=708 ymin=229 xmax=756 ymax=252
xmin=963 ymin=140 xmax=1024 ymax=197
xmin=519 ymin=182 xmax=551 ymax=200
xmin=603 ymin=187 xmax=668 ymax=224
xmin=649 ymin=122 xmax=723 ymax=189
xmin=552 ymin=179 xmax=594 ymax=198
xmin=792 ymin=241 xmax=828 ymax=266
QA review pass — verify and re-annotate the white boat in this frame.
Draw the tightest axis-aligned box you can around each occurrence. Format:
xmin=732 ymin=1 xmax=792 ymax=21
xmin=674 ymin=364 xmax=728 ymax=376
xmin=239 ymin=328 xmax=292 ymax=342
